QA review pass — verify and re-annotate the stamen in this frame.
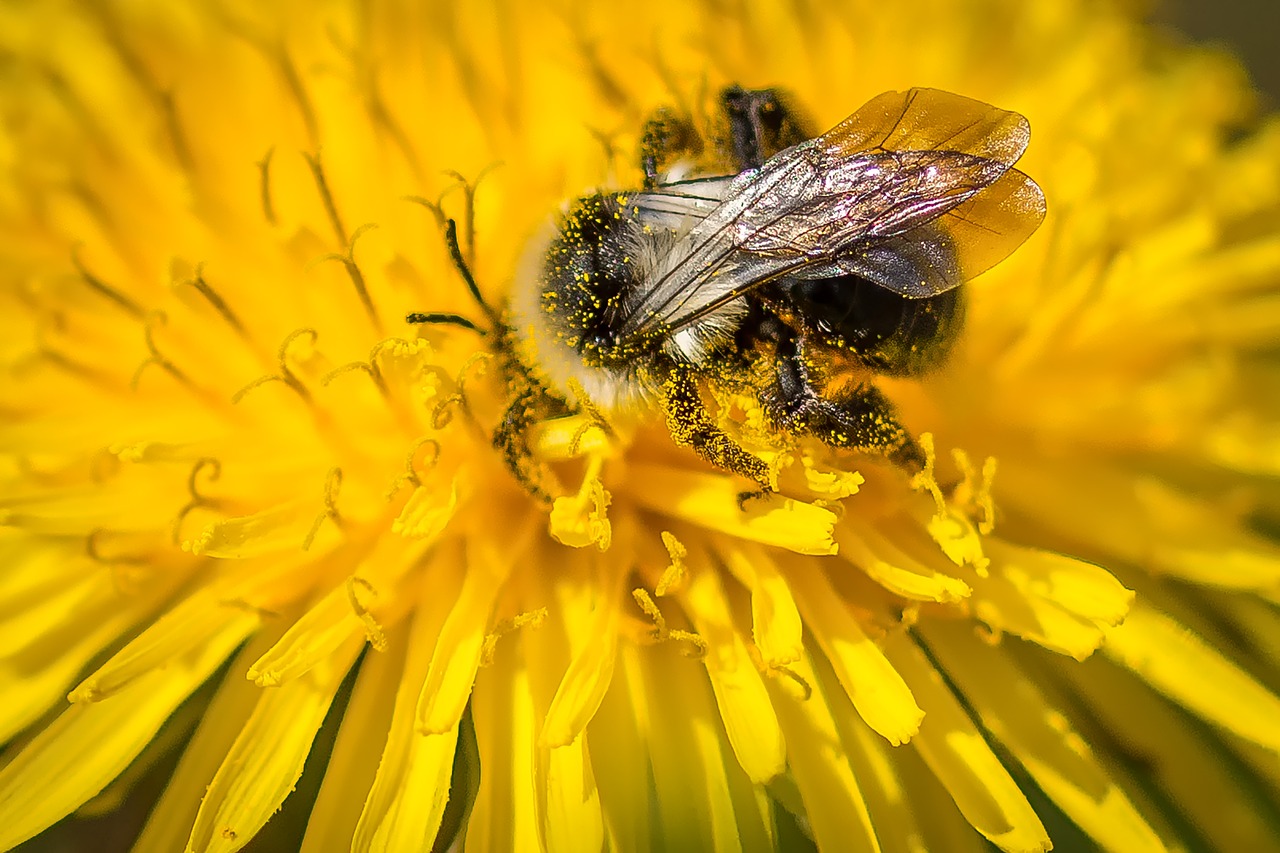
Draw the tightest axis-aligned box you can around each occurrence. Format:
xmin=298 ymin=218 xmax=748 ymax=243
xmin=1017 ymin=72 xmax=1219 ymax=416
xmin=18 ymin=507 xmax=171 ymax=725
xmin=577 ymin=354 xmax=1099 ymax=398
xmin=441 ymin=164 xmax=501 ymax=269
xmin=303 ymin=150 xmax=348 ymax=246
xmin=315 ymin=223 xmax=382 ymax=331
xmin=86 ymin=529 xmax=154 ymax=595
xmin=351 ymin=63 xmax=423 ymax=181
xmin=952 ymin=449 xmax=999 ymax=534
xmin=431 ymin=352 xmax=493 ymax=429
xmin=480 ymin=608 xmax=548 ymax=666
xmin=568 ymin=422 xmax=609 ymax=458
xmin=910 ymin=432 xmax=947 ymax=517
xmin=320 ymin=337 xmax=407 ymax=399
xmin=566 ymin=378 xmax=617 ymax=449
xmin=384 ymin=438 xmax=442 ymax=499
xmin=276 ymin=48 xmax=320 ymax=146
xmin=171 ymin=458 xmax=222 ymax=544
xmin=302 ymin=467 xmax=344 ymax=551
xmin=321 ymin=361 xmax=379 ymax=391
xmin=405 ymin=177 xmax=501 ymax=323
xmin=745 ymin=643 xmax=813 ymax=701
xmin=631 ymin=588 xmax=707 ymax=657
xmin=71 ymin=247 xmax=144 ymax=319
xmin=179 ymin=263 xmax=248 ymax=339
xmin=232 ymin=328 xmax=317 ymax=404
xmin=345 ymin=577 xmax=388 ymax=651
xmin=84 ymin=528 xmax=150 ymax=566
xmin=93 ymin=6 xmax=193 ymax=171
xmin=256 ymin=147 xmax=277 ymax=224
xmin=156 ymin=88 xmax=195 ymax=172
xmin=131 ymin=311 xmax=200 ymax=394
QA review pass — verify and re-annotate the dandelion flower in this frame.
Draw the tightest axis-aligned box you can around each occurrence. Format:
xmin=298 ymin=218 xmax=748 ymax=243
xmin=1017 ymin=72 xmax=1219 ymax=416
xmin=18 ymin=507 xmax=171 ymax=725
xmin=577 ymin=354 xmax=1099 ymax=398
xmin=3 ymin=1 xmax=1280 ymax=851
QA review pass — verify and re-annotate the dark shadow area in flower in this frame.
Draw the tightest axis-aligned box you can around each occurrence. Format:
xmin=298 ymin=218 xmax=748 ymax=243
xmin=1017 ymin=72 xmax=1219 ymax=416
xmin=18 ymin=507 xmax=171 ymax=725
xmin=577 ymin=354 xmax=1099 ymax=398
xmin=1159 ymin=0 xmax=1280 ymax=105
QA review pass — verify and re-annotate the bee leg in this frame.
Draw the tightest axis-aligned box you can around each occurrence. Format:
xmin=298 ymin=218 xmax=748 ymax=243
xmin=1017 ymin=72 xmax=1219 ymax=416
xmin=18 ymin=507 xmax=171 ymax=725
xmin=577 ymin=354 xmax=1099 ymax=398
xmin=764 ymin=329 xmax=924 ymax=471
xmin=801 ymin=385 xmax=925 ymax=471
xmin=492 ymin=383 xmax=563 ymax=505
xmin=639 ymin=107 xmax=702 ymax=188
xmin=660 ymin=362 xmax=773 ymax=491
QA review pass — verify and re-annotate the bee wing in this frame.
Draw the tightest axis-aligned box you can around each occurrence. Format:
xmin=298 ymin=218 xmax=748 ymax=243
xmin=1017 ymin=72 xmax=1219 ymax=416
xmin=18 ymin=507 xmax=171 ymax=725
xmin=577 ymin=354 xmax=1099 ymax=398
xmin=627 ymin=175 xmax=739 ymax=230
xmin=824 ymin=87 xmax=1032 ymax=168
xmin=615 ymin=88 xmax=1045 ymax=341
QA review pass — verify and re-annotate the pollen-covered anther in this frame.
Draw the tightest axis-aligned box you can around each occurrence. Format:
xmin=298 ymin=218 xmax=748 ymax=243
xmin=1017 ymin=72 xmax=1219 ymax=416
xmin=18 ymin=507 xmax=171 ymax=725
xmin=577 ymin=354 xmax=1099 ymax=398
xmin=657 ymin=531 xmax=689 ymax=595
xmin=480 ymin=608 xmax=549 ymax=666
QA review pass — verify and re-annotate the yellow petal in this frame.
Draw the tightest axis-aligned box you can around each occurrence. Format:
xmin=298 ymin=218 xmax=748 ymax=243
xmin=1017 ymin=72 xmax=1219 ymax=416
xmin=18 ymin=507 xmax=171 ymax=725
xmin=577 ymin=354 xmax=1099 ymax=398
xmin=921 ymin=621 xmax=1166 ymax=853
xmin=300 ymin=623 xmax=403 ymax=853
xmin=1104 ymin=602 xmax=1280 ymax=751
xmin=764 ymin=650 xmax=882 ymax=853
xmin=721 ymin=542 xmax=803 ymax=667
xmin=966 ymin=572 xmax=1109 ymax=662
xmin=0 ymin=565 xmax=184 ymax=741
xmin=467 ymin=653 xmax=541 ymax=853
xmin=680 ymin=542 xmax=786 ymax=784
xmin=353 ymin=555 xmax=466 ymax=852
xmin=548 ymin=464 xmax=612 ymax=550
xmin=539 ymin=736 xmax=604 ymax=853
xmin=786 ymin=566 xmax=923 ymax=746
xmin=416 ymin=535 xmax=520 ymax=733
xmin=392 ymin=478 xmax=459 ymax=539
xmin=640 ymin=643 xmax=775 ymax=851
xmin=884 ymin=632 xmax=1051 ymax=853
xmin=541 ymin=557 xmax=627 ymax=748
xmin=987 ymin=539 xmax=1133 ymax=625
xmin=629 ymin=463 xmax=837 ymax=555
xmin=1056 ymin=649 xmax=1280 ymax=848
xmin=184 ymin=502 xmax=309 ymax=558
xmin=0 ymin=620 xmax=248 ymax=850
xmin=185 ymin=634 xmax=364 ymax=853
xmin=588 ymin=644 xmax=654 ymax=852
xmin=69 ymin=588 xmax=260 ymax=702
xmin=247 ymin=563 xmax=417 ymax=687
xmin=131 ymin=631 xmax=283 ymax=853
xmin=837 ymin=521 xmax=971 ymax=602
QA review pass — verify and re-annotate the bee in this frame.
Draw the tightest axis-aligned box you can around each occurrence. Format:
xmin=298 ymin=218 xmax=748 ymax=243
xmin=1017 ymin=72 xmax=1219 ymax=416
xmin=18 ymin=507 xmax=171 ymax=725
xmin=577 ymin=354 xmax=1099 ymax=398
xmin=414 ymin=87 xmax=1045 ymax=500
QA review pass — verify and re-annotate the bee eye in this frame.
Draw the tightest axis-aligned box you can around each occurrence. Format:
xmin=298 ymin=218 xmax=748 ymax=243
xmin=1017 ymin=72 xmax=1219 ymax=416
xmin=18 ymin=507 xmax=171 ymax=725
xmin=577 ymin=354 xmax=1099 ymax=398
xmin=586 ymin=330 xmax=616 ymax=353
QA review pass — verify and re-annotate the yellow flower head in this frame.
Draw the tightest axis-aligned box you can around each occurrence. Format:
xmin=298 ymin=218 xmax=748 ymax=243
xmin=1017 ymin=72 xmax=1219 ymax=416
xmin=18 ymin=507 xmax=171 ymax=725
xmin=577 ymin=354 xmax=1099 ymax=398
xmin=2 ymin=1 xmax=1279 ymax=851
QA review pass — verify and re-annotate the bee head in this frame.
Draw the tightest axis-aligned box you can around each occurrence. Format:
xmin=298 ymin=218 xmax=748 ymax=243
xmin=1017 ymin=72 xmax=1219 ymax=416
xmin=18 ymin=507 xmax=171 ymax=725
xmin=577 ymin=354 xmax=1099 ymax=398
xmin=541 ymin=193 xmax=635 ymax=368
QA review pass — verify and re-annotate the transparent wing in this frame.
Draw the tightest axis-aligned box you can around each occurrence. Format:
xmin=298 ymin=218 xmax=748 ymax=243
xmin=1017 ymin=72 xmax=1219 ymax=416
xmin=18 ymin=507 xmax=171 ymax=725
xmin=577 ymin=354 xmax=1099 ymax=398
xmin=614 ymin=88 xmax=1046 ymax=342
xmin=628 ymin=175 xmax=738 ymax=230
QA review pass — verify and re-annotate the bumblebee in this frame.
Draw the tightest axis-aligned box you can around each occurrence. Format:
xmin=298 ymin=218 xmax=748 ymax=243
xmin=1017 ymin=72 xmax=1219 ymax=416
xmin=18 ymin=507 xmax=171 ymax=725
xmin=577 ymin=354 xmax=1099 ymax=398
xmin=415 ymin=86 xmax=1045 ymax=499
